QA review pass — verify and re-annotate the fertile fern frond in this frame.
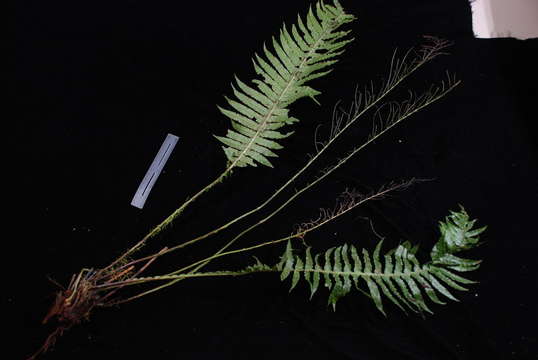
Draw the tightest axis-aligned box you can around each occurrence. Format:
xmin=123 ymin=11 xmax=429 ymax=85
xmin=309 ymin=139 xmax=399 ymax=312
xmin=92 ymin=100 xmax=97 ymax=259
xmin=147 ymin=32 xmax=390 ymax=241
xmin=277 ymin=206 xmax=485 ymax=314
xmin=214 ymin=0 xmax=355 ymax=168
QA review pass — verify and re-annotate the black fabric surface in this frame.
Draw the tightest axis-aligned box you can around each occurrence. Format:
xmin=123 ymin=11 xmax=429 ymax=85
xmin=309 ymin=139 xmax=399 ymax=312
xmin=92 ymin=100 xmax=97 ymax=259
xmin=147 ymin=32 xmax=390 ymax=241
xmin=15 ymin=1 xmax=536 ymax=359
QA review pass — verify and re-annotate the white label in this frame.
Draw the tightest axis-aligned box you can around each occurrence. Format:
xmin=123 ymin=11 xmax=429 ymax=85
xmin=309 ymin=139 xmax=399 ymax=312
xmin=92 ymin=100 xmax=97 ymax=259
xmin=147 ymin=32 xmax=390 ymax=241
xmin=470 ymin=0 xmax=538 ymax=39
xmin=131 ymin=133 xmax=179 ymax=209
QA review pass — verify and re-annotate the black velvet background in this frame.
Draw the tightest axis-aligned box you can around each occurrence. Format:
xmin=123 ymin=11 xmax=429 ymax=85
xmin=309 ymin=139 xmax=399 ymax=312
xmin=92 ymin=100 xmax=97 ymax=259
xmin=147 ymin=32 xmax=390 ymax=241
xmin=15 ymin=1 xmax=536 ymax=359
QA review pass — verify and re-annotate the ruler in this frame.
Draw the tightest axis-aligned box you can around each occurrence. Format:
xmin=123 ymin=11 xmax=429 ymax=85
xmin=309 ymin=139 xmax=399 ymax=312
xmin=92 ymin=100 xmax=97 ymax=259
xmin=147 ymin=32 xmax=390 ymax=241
xmin=131 ymin=133 xmax=179 ymax=209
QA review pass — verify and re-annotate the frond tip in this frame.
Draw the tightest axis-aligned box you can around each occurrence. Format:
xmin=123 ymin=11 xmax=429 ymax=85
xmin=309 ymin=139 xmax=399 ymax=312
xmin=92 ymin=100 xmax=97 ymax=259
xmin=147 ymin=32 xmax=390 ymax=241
xmin=214 ymin=0 xmax=355 ymax=168
xmin=277 ymin=206 xmax=485 ymax=314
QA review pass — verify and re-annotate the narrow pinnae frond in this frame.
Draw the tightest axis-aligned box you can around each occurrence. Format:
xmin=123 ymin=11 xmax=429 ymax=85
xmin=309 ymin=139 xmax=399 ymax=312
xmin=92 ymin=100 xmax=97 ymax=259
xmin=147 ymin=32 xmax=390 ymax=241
xmin=312 ymin=37 xmax=454 ymax=153
xmin=310 ymin=72 xmax=459 ymax=187
xmin=368 ymin=72 xmax=459 ymax=141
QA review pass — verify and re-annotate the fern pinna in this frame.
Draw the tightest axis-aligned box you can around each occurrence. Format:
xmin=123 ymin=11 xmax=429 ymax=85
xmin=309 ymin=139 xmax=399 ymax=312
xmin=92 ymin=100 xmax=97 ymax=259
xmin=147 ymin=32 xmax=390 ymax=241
xmin=214 ymin=0 xmax=355 ymax=168
xmin=277 ymin=207 xmax=485 ymax=314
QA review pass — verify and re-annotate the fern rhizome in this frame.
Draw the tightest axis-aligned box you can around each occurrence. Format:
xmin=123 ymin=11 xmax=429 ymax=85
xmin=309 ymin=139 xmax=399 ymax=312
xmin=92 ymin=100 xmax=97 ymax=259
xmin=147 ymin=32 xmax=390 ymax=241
xmin=29 ymin=1 xmax=485 ymax=359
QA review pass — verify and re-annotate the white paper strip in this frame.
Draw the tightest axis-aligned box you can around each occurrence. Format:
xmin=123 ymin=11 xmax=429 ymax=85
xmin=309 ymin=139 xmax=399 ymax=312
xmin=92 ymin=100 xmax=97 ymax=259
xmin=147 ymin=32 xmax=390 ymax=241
xmin=131 ymin=133 xmax=179 ymax=209
xmin=470 ymin=0 xmax=538 ymax=39
xmin=470 ymin=0 xmax=495 ymax=38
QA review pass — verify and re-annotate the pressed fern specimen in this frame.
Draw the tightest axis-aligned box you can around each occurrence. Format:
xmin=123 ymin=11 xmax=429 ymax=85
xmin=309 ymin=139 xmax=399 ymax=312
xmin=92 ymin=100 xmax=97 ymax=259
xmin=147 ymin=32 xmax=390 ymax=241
xmin=29 ymin=1 xmax=484 ymax=359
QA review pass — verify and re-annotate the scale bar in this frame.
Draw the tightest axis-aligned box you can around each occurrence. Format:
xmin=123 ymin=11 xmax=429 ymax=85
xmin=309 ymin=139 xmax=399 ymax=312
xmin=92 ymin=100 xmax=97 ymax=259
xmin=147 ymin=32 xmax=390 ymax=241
xmin=131 ymin=133 xmax=179 ymax=209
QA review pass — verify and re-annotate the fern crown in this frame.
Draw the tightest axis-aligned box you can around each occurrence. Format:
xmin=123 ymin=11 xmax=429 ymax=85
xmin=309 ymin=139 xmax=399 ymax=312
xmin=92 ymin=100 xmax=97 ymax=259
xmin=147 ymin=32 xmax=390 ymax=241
xmin=214 ymin=0 xmax=355 ymax=168
xmin=277 ymin=207 xmax=486 ymax=314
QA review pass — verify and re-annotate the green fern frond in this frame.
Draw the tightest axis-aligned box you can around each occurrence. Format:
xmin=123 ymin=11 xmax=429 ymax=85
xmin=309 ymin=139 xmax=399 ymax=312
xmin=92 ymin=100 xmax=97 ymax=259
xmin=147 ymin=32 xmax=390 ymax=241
xmin=277 ymin=206 xmax=485 ymax=314
xmin=214 ymin=0 xmax=355 ymax=168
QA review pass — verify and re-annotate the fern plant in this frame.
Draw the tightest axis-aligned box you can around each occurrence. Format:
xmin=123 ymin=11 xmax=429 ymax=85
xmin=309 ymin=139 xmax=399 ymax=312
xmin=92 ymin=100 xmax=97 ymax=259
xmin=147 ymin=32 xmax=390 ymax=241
xmin=29 ymin=1 xmax=484 ymax=359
